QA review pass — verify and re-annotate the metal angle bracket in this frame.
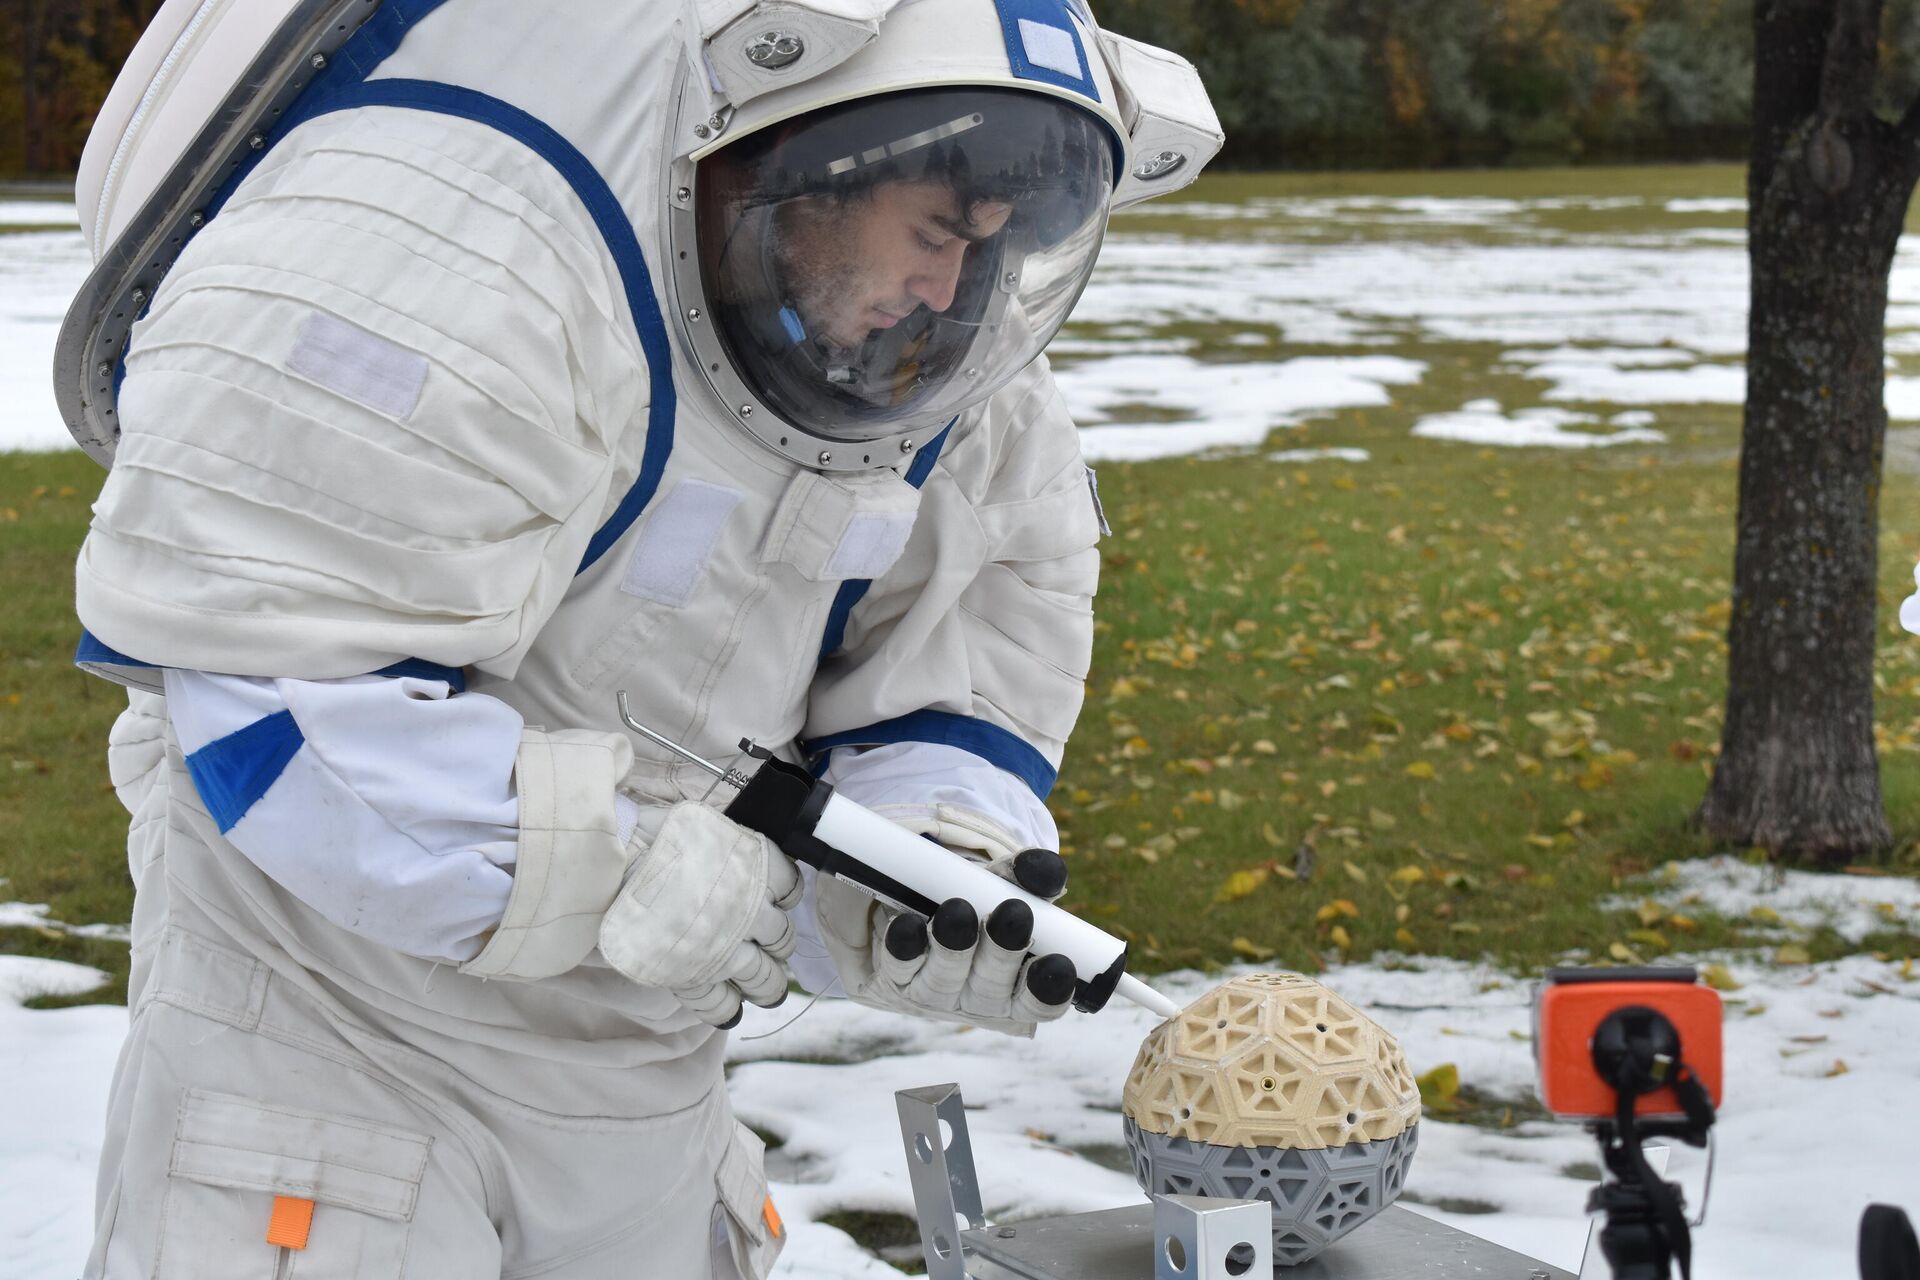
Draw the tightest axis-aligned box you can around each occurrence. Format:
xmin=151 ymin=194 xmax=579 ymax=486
xmin=1153 ymin=1195 xmax=1272 ymax=1280
xmin=897 ymin=1083 xmax=988 ymax=1280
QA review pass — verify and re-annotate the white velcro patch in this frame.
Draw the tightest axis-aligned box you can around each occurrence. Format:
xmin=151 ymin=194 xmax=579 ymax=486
xmin=285 ymin=310 xmax=429 ymax=420
xmin=1018 ymin=18 xmax=1083 ymax=79
xmin=824 ymin=509 xmax=918 ymax=580
xmin=621 ymin=479 xmax=743 ymax=606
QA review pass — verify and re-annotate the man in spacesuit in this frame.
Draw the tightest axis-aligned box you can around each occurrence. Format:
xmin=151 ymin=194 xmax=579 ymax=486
xmin=65 ymin=0 xmax=1217 ymax=1274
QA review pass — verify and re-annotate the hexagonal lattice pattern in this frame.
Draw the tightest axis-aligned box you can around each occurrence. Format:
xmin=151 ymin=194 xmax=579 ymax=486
xmin=1122 ymin=973 xmax=1422 ymax=1150
xmin=1124 ymin=1117 xmax=1420 ymax=1267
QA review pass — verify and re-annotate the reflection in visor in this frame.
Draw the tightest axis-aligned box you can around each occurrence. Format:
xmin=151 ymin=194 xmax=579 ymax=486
xmin=694 ymin=87 xmax=1116 ymax=446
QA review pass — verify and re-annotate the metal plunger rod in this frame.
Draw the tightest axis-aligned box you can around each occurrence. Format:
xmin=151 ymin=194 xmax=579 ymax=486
xmin=616 ymin=693 xmax=754 ymax=790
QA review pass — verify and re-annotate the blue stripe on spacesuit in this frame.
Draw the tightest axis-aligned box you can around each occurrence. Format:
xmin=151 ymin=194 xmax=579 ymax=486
xmin=816 ymin=420 xmax=956 ymax=660
xmin=182 ymin=710 xmax=306 ymax=834
xmin=74 ymin=631 xmax=467 ymax=692
xmin=266 ymin=77 xmax=677 ymax=577
xmin=806 ymin=711 xmax=1057 ymax=800
xmin=75 ymin=629 xmax=157 ymax=670
xmin=991 ymin=0 xmax=1100 ymax=103
xmin=188 ymin=0 xmax=670 ymax=577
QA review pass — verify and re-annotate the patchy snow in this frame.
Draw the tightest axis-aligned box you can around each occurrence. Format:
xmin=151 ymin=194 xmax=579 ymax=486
xmin=0 ymin=230 xmax=92 ymax=452
xmin=6 ymin=941 xmax=1916 ymax=1280
xmin=1269 ymin=447 xmax=1372 ymax=464
xmin=0 ymin=200 xmax=79 ymax=228
xmin=12 ymin=187 xmax=1920 ymax=456
xmin=1619 ymin=855 xmax=1920 ymax=944
xmin=0 ymin=900 xmax=132 ymax=943
xmin=1061 ymin=354 xmax=1426 ymax=463
xmin=1413 ymin=401 xmax=1668 ymax=450
xmin=0 ymin=957 xmax=119 ymax=1280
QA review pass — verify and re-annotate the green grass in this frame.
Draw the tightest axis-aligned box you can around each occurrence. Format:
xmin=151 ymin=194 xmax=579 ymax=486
xmin=6 ymin=165 xmax=1920 ymax=1008
xmin=1046 ymin=410 xmax=1920 ymax=977
xmin=0 ymin=450 xmax=137 ymax=1004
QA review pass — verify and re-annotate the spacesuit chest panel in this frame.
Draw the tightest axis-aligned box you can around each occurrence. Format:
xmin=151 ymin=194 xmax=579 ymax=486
xmin=481 ymin=423 xmax=932 ymax=801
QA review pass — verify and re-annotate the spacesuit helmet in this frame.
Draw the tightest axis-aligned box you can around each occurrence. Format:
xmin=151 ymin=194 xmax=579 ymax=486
xmin=688 ymin=85 xmax=1114 ymax=453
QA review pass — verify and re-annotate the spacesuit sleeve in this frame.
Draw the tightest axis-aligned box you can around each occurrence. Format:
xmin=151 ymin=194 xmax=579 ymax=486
xmin=158 ymin=668 xmax=637 ymax=971
xmin=74 ymin=108 xmax=647 ymax=681
xmin=74 ymin=111 xmax=654 ymax=980
xmin=802 ymin=356 xmax=1102 ymax=803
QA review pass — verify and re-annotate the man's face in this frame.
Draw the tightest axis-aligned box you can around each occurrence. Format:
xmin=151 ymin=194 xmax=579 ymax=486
xmin=775 ymin=181 xmax=1014 ymax=350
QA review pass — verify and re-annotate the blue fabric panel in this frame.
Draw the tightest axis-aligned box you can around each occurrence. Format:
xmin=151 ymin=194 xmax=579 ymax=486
xmin=371 ymin=658 xmax=467 ymax=692
xmin=992 ymin=0 xmax=1100 ymax=103
xmin=805 ymin=710 xmax=1057 ymax=800
xmin=816 ymin=420 xmax=956 ymax=660
xmin=183 ymin=710 xmax=306 ymax=834
xmin=74 ymin=629 xmax=157 ymax=670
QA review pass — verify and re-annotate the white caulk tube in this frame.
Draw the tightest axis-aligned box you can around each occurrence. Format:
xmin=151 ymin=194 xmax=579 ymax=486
xmin=812 ymin=791 xmax=1182 ymax=1020
xmin=613 ymin=694 xmax=1183 ymax=1022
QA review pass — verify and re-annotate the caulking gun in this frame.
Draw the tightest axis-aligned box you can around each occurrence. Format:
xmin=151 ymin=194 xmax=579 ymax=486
xmin=618 ymin=694 xmax=1182 ymax=1021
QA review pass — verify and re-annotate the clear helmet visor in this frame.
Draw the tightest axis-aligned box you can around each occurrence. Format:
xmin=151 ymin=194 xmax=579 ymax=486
xmin=694 ymin=87 xmax=1116 ymax=445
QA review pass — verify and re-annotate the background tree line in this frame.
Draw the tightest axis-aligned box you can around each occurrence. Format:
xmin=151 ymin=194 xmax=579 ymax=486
xmin=1101 ymin=0 xmax=1920 ymax=168
xmin=7 ymin=0 xmax=1920 ymax=172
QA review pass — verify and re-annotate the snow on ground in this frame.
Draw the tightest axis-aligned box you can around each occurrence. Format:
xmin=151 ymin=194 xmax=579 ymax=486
xmin=0 ymin=201 xmax=79 ymax=228
xmin=1063 ymin=354 xmax=1426 ymax=462
xmin=1413 ymin=400 xmax=1668 ymax=450
xmin=5 ymin=905 xmax=1916 ymax=1279
xmin=1 ymin=229 xmax=94 ymax=452
xmin=1619 ymin=855 xmax=1920 ymax=944
xmin=14 ymin=189 xmax=1920 ymax=458
xmin=1269 ymin=447 xmax=1371 ymax=464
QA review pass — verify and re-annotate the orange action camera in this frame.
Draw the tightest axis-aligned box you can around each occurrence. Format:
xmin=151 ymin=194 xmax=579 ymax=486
xmin=1534 ymin=967 xmax=1724 ymax=1120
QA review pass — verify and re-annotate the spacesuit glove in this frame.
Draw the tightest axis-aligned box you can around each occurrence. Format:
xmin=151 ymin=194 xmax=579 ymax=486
xmin=598 ymin=801 xmax=802 ymax=1028
xmin=816 ymin=848 xmax=1075 ymax=1037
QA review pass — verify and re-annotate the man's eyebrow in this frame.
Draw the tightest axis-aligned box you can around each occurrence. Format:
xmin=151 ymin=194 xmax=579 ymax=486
xmin=931 ymin=213 xmax=996 ymax=243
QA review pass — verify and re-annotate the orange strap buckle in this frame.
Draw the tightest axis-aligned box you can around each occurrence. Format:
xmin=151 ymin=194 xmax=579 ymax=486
xmin=267 ymin=1196 xmax=315 ymax=1250
xmin=762 ymin=1194 xmax=784 ymax=1240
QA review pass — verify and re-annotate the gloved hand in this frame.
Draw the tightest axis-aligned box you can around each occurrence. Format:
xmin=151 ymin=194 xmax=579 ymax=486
xmin=817 ymin=846 xmax=1077 ymax=1036
xmin=599 ymin=800 xmax=802 ymax=1028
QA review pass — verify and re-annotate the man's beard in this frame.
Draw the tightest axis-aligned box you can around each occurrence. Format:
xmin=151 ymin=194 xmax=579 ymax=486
xmin=771 ymin=199 xmax=870 ymax=351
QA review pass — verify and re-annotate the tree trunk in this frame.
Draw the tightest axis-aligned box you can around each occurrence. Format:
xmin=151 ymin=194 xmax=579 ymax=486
xmin=1697 ymin=0 xmax=1913 ymax=862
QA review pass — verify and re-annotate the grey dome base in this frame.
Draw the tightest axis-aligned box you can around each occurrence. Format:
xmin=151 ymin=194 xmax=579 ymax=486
xmin=1122 ymin=1117 xmax=1419 ymax=1268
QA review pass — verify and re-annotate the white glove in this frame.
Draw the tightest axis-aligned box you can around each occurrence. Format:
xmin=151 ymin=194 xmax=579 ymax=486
xmin=816 ymin=846 xmax=1076 ymax=1037
xmin=599 ymin=801 xmax=802 ymax=1028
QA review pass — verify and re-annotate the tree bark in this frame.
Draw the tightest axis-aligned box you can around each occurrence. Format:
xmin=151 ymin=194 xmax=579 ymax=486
xmin=1697 ymin=0 xmax=1914 ymax=862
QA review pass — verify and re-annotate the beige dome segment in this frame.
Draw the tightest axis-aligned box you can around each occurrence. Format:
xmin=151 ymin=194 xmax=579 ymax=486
xmin=1123 ymin=973 xmax=1422 ymax=1150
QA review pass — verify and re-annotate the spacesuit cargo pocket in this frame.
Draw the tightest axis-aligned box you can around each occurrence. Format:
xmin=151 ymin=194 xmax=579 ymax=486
xmin=711 ymin=1120 xmax=783 ymax=1279
xmin=154 ymin=1088 xmax=431 ymax=1279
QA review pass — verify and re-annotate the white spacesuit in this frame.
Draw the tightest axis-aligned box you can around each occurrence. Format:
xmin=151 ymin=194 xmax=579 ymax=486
xmin=62 ymin=0 xmax=1219 ymax=1275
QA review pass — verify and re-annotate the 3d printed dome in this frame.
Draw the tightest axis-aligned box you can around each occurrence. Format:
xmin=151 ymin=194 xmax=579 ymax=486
xmin=1121 ymin=973 xmax=1422 ymax=1267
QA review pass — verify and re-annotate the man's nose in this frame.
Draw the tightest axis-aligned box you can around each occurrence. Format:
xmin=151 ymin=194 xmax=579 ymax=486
xmin=907 ymin=245 xmax=968 ymax=312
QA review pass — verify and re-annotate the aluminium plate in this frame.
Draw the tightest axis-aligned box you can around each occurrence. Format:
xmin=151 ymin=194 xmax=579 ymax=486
xmin=956 ymin=1203 xmax=1574 ymax=1280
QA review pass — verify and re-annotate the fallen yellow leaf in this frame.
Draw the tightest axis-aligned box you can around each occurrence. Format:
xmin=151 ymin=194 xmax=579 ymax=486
xmin=1214 ymin=867 xmax=1271 ymax=904
xmin=1701 ymin=963 xmax=1742 ymax=992
xmin=1231 ymin=936 xmax=1276 ymax=960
